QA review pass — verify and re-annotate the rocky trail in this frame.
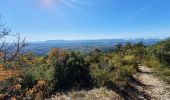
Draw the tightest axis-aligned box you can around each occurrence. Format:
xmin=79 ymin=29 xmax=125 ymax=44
xmin=132 ymin=66 xmax=170 ymax=100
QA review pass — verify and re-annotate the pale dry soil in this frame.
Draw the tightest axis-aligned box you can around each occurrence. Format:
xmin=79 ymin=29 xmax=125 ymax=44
xmin=47 ymin=66 xmax=170 ymax=100
xmin=47 ymin=87 xmax=123 ymax=100
xmin=134 ymin=66 xmax=170 ymax=100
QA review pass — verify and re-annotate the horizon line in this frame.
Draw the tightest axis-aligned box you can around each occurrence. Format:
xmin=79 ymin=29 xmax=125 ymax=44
xmin=31 ymin=37 xmax=168 ymax=43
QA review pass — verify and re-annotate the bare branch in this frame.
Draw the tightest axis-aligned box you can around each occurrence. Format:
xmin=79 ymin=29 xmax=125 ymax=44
xmin=0 ymin=17 xmax=27 ymax=64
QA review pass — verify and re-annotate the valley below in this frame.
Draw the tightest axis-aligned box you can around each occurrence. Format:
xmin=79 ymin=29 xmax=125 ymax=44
xmin=26 ymin=39 xmax=161 ymax=55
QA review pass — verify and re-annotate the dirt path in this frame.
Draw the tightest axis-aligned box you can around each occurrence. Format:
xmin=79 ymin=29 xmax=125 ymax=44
xmin=134 ymin=66 xmax=170 ymax=100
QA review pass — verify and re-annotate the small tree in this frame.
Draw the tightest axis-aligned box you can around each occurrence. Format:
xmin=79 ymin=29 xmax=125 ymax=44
xmin=0 ymin=17 xmax=26 ymax=65
xmin=115 ymin=43 xmax=123 ymax=52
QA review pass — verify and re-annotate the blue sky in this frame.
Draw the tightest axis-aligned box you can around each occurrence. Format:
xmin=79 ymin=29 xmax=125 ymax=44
xmin=0 ymin=0 xmax=170 ymax=41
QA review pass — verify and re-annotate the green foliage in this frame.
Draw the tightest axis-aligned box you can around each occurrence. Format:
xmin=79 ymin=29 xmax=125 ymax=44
xmin=115 ymin=43 xmax=123 ymax=53
xmin=143 ymin=58 xmax=161 ymax=68
xmin=20 ymin=65 xmax=54 ymax=93
xmin=111 ymin=54 xmax=137 ymax=85
xmin=23 ymin=65 xmax=54 ymax=82
xmin=147 ymin=38 xmax=170 ymax=66
xmin=89 ymin=63 xmax=114 ymax=86
xmin=143 ymin=38 xmax=170 ymax=83
xmin=85 ymin=49 xmax=115 ymax=86
xmin=123 ymin=55 xmax=136 ymax=65
xmin=114 ymin=66 xmax=135 ymax=83
xmin=16 ymin=53 xmax=46 ymax=69
xmin=155 ymin=67 xmax=170 ymax=83
xmin=49 ymin=50 xmax=91 ymax=88
xmin=2 ymin=38 xmax=170 ymax=99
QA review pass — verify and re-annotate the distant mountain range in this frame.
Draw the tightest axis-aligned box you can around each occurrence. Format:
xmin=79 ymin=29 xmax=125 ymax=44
xmin=25 ymin=38 xmax=163 ymax=55
xmin=36 ymin=38 xmax=162 ymax=43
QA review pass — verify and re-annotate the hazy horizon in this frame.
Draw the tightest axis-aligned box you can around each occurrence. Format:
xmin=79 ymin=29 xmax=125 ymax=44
xmin=1 ymin=0 xmax=170 ymax=41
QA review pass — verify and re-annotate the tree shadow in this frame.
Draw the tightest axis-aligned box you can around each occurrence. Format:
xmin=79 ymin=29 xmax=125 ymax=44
xmin=137 ymin=68 xmax=155 ymax=74
xmin=129 ymin=77 xmax=146 ymax=87
xmin=106 ymin=78 xmax=152 ymax=100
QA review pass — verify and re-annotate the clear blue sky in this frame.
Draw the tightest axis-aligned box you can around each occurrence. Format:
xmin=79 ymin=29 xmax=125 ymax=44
xmin=0 ymin=0 xmax=170 ymax=41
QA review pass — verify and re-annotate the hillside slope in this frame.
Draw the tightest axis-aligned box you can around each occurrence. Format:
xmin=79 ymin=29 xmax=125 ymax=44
xmin=48 ymin=66 xmax=170 ymax=100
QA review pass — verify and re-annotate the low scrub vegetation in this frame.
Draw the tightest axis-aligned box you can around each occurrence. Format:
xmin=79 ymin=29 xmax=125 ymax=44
xmin=0 ymin=42 xmax=142 ymax=99
xmin=0 ymin=25 xmax=169 ymax=99
xmin=143 ymin=38 xmax=170 ymax=83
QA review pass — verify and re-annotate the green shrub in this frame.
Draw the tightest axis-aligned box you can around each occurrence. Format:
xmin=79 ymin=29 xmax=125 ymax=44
xmin=52 ymin=52 xmax=91 ymax=88
xmin=155 ymin=68 xmax=170 ymax=83
xmin=22 ymin=64 xmax=54 ymax=82
xmin=160 ymin=69 xmax=170 ymax=76
xmin=20 ymin=63 xmax=55 ymax=99
xmin=122 ymin=55 xmax=138 ymax=69
xmin=114 ymin=65 xmax=136 ymax=85
xmin=90 ymin=63 xmax=114 ymax=86
xmin=143 ymin=59 xmax=161 ymax=68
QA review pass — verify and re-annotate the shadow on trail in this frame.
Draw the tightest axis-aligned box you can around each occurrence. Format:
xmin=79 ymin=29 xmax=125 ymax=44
xmin=138 ymin=69 xmax=155 ymax=74
xmin=107 ymin=78 xmax=152 ymax=100
xmin=137 ymin=66 xmax=156 ymax=75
